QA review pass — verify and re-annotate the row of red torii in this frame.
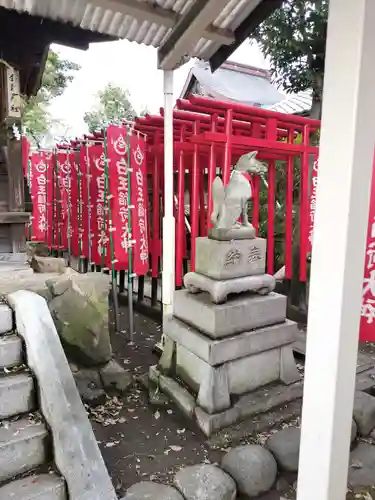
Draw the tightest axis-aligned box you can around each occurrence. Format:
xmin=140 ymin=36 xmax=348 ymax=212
xmin=23 ymin=94 xmax=375 ymax=341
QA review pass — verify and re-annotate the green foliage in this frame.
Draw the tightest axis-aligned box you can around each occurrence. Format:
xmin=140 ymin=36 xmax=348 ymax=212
xmin=22 ymin=49 xmax=80 ymax=147
xmin=254 ymin=0 xmax=328 ymax=116
xmin=83 ymin=83 xmax=136 ymax=133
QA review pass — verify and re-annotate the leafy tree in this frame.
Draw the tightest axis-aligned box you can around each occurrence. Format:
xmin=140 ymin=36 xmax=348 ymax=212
xmin=83 ymin=83 xmax=136 ymax=133
xmin=22 ymin=50 xmax=80 ymax=147
xmin=254 ymin=0 xmax=328 ymax=119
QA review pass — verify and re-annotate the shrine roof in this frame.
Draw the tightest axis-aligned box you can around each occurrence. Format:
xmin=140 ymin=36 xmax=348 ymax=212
xmin=180 ymin=60 xmax=284 ymax=107
xmin=0 ymin=0 xmax=281 ymax=71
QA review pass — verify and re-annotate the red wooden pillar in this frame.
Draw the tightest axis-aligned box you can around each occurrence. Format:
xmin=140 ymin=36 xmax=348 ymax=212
xmin=176 ymin=127 xmax=186 ymax=286
xmin=223 ymin=109 xmax=233 ymax=185
xmin=251 ymin=122 xmax=262 ymax=234
xmin=191 ymin=121 xmax=200 ymax=271
xmin=300 ymin=125 xmax=310 ymax=281
xmin=285 ymin=128 xmax=295 ymax=280
xmin=267 ymin=119 xmax=277 ymax=275
xmin=207 ymin=114 xmax=218 ymax=230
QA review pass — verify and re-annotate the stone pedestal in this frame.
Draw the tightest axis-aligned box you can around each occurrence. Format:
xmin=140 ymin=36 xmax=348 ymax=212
xmin=152 ymin=236 xmax=300 ymax=436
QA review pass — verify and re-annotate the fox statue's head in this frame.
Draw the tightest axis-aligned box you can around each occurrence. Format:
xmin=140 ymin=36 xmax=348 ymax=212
xmin=235 ymin=151 xmax=268 ymax=175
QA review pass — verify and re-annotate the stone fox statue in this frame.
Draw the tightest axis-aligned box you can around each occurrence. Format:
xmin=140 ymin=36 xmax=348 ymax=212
xmin=211 ymin=151 xmax=268 ymax=230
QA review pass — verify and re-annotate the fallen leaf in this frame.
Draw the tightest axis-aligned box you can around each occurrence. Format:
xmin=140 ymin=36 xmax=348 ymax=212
xmin=170 ymin=445 xmax=182 ymax=452
xmin=154 ymin=410 xmax=161 ymax=420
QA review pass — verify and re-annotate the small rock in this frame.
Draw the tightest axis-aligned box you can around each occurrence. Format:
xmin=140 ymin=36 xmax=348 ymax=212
xmin=174 ymin=464 xmax=236 ymax=500
xmin=267 ymin=427 xmax=300 ymax=472
xmin=221 ymin=444 xmax=277 ymax=497
xmin=348 ymin=443 xmax=375 ymax=487
xmin=31 ymin=256 xmax=66 ymax=274
xmin=100 ymin=359 xmax=132 ymax=394
xmin=123 ymin=481 xmax=184 ymax=500
xmin=74 ymin=368 xmax=106 ymax=406
xmin=353 ymin=391 xmax=375 ymax=436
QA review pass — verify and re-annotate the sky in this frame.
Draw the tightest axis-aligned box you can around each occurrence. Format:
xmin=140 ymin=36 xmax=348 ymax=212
xmin=49 ymin=39 xmax=269 ymax=139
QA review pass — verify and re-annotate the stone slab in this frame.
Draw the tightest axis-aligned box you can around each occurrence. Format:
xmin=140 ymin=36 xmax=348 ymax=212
xmin=176 ymin=343 xmax=281 ymax=396
xmin=184 ymin=272 xmax=275 ymax=304
xmin=174 ymin=290 xmax=286 ymax=338
xmin=195 ymin=381 xmax=303 ymax=437
xmin=0 ymin=334 xmax=22 ymax=368
xmin=0 ymin=419 xmax=49 ymax=483
xmin=8 ymin=290 xmax=117 ymax=500
xmin=208 ymin=226 xmax=256 ymax=241
xmin=149 ymin=365 xmax=196 ymax=419
xmin=0 ymin=473 xmax=67 ymax=500
xmin=164 ymin=318 xmax=298 ymax=366
xmin=195 ymin=237 xmax=266 ymax=280
xmin=0 ymin=373 xmax=35 ymax=419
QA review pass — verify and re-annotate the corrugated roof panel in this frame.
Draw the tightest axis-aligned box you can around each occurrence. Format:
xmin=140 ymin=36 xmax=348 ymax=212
xmin=268 ymin=91 xmax=313 ymax=115
xmin=0 ymin=0 xmax=264 ymax=61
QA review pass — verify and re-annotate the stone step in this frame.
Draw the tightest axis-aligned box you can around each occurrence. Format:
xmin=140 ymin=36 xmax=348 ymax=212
xmin=0 ymin=304 xmax=13 ymax=335
xmin=0 ymin=473 xmax=67 ymax=500
xmin=0 ymin=419 xmax=49 ymax=483
xmin=0 ymin=373 xmax=35 ymax=419
xmin=0 ymin=335 xmax=23 ymax=369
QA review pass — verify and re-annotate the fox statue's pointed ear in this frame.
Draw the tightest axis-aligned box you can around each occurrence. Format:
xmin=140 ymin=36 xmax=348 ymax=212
xmin=249 ymin=151 xmax=258 ymax=158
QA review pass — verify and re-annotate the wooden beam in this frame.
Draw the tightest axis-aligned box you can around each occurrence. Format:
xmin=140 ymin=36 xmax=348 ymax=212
xmin=158 ymin=0 xmax=230 ymax=70
xmin=89 ymin=0 xmax=234 ymax=45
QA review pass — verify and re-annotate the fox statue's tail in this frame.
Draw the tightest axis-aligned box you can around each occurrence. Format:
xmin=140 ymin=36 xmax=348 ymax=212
xmin=211 ymin=176 xmax=225 ymax=226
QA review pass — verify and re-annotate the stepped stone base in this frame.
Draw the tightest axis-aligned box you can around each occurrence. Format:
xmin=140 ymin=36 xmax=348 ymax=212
xmin=161 ymin=321 xmax=300 ymax=415
xmin=150 ymin=365 xmax=303 ymax=437
xmin=174 ymin=290 xmax=287 ymax=338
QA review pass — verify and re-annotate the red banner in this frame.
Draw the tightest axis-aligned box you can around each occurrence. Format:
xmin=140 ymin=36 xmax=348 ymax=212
xmin=89 ymin=145 xmax=109 ymax=266
xmin=309 ymin=154 xmax=375 ymax=342
xmin=46 ymin=153 xmax=55 ymax=248
xmin=307 ymin=157 xmax=319 ymax=254
xmin=360 ymin=154 xmax=375 ymax=341
xmin=107 ymin=125 xmax=129 ymax=270
xmin=130 ymin=134 xmax=149 ymax=275
xmin=70 ymin=152 xmax=79 ymax=257
xmin=30 ymin=153 xmax=48 ymax=241
xmin=57 ymin=152 xmax=71 ymax=250
xmin=80 ymin=147 xmax=89 ymax=259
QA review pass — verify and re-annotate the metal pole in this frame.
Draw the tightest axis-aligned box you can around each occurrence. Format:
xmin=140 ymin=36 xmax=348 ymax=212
xmin=127 ymin=126 xmax=134 ymax=341
xmin=162 ymin=69 xmax=175 ymax=322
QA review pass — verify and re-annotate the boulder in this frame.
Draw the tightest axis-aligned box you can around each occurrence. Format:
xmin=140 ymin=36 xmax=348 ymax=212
xmin=100 ymin=359 xmax=132 ymax=394
xmin=31 ymin=256 xmax=67 ymax=274
xmin=267 ymin=427 xmax=300 ymax=472
xmin=123 ymin=482 xmax=184 ymax=500
xmin=221 ymin=444 xmax=277 ymax=497
xmin=47 ymin=273 xmax=111 ymax=366
xmin=26 ymin=241 xmax=49 ymax=258
xmin=353 ymin=391 xmax=375 ymax=436
xmin=174 ymin=464 xmax=236 ymax=500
